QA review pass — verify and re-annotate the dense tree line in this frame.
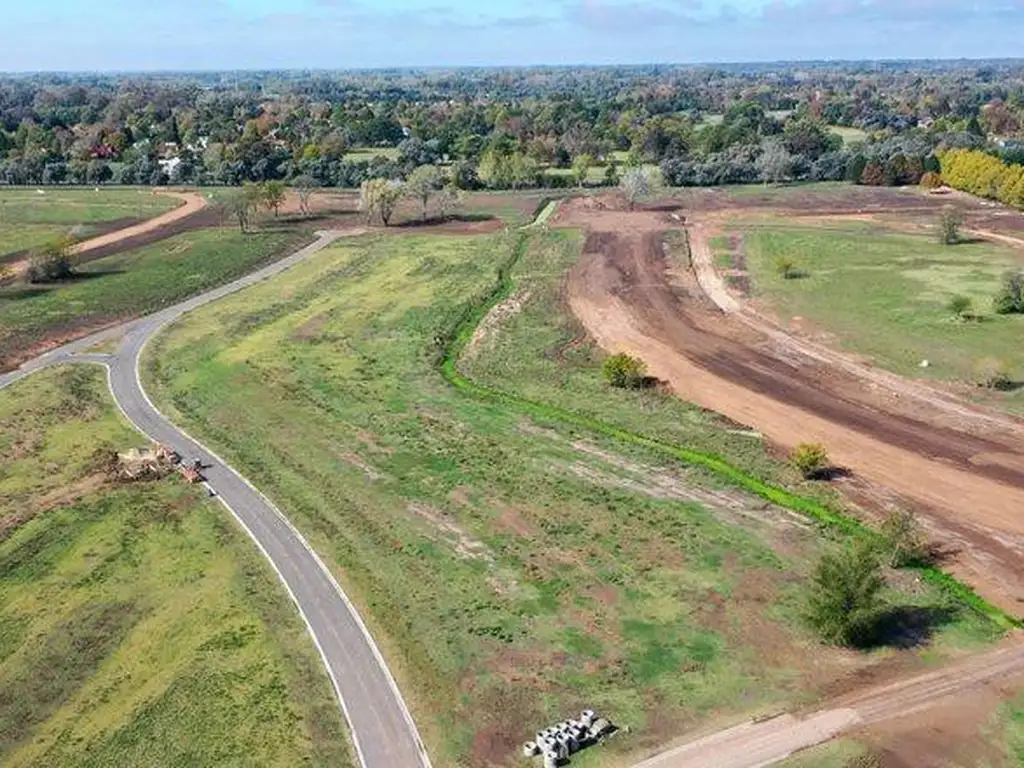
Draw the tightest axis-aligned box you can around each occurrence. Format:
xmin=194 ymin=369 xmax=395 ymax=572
xmin=938 ymin=149 xmax=1024 ymax=208
xmin=0 ymin=62 xmax=1022 ymax=191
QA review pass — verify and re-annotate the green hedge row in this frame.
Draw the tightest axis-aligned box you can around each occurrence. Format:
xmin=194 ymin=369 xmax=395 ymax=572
xmin=436 ymin=223 xmax=1021 ymax=632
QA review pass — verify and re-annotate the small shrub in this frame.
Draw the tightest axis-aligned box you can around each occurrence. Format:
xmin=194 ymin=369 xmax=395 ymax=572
xmin=602 ymin=352 xmax=647 ymax=389
xmin=919 ymin=171 xmax=943 ymax=190
xmin=938 ymin=205 xmax=963 ymax=245
xmin=775 ymin=255 xmax=802 ymax=279
xmin=993 ymin=269 xmax=1024 ymax=315
xmin=791 ymin=442 xmax=829 ymax=479
xmin=947 ymin=294 xmax=973 ymax=320
xmin=974 ymin=357 xmax=1013 ymax=391
xmin=26 ymin=235 xmax=77 ymax=283
xmin=879 ymin=509 xmax=930 ymax=567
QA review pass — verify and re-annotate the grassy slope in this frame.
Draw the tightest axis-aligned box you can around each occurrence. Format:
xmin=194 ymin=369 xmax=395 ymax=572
xmin=0 ymin=226 xmax=310 ymax=365
xmin=738 ymin=218 xmax=1024 ymax=406
xmin=144 ymin=229 xmax=998 ymax=765
xmin=0 ymin=366 xmax=351 ymax=767
xmin=0 ymin=188 xmax=178 ymax=259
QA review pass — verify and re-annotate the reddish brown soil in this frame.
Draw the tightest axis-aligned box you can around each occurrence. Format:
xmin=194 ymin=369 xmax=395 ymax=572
xmin=559 ymin=191 xmax=1024 ymax=614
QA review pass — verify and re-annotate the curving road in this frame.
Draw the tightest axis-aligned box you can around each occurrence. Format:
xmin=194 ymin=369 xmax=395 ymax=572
xmin=0 ymin=229 xmax=431 ymax=768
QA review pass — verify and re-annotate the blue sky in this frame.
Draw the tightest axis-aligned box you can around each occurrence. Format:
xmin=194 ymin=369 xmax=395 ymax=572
xmin=1 ymin=0 xmax=1022 ymax=71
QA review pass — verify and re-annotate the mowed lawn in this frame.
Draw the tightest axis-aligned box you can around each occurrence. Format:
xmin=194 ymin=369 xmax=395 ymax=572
xmin=0 ymin=188 xmax=179 ymax=261
xmin=144 ymin=229 xmax=999 ymax=766
xmin=0 ymin=366 xmax=351 ymax=767
xmin=0 ymin=226 xmax=310 ymax=368
xmin=737 ymin=218 xmax=1024 ymax=409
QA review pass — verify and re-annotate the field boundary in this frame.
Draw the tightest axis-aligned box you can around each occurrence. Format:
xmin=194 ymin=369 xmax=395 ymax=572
xmin=435 ymin=225 xmax=1021 ymax=632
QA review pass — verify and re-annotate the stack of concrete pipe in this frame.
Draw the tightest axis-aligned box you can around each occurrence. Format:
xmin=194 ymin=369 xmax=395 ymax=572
xmin=521 ymin=709 xmax=612 ymax=765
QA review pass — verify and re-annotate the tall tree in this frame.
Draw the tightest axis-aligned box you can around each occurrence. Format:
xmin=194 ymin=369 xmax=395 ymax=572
xmin=262 ymin=180 xmax=286 ymax=218
xmin=806 ymin=541 xmax=885 ymax=646
xmin=405 ymin=165 xmax=444 ymax=221
xmin=359 ymin=178 xmax=405 ymax=226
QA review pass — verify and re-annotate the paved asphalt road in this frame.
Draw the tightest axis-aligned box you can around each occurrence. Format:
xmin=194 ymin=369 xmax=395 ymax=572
xmin=0 ymin=230 xmax=431 ymax=768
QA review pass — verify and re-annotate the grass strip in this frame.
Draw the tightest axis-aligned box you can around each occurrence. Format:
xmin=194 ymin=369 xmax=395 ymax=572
xmin=436 ymin=224 xmax=1021 ymax=633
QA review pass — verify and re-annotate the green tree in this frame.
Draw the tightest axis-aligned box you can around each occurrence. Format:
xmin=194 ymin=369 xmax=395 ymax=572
xmin=437 ymin=184 xmax=462 ymax=221
xmin=756 ymin=138 xmax=793 ymax=185
xmin=775 ymin=255 xmax=802 ymax=279
xmin=620 ymin=166 xmax=657 ymax=210
xmin=27 ymin=235 xmax=77 ymax=283
xmin=262 ymin=180 xmax=286 ymax=218
xmin=947 ymin=294 xmax=973 ymax=320
xmin=806 ymin=541 xmax=886 ymax=646
xmin=994 ymin=269 xmax=1024 ymax=314
xmin=405 ymin=165 xmax=444 ymax=221
xmin=572 ymin=153 xmax=594 ymax=187
xmin=293 ymin=175 xmax=316 ymax=218
xmin=938 ymin=205 xmax=963 ymax=245
xmin=359 ymin=178 xmax=405 ymax=226
xmin=602 ymin=352 xmax=647 ymax=389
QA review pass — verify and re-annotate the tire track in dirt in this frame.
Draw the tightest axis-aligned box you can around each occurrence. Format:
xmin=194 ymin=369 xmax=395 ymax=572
xmin=559 ymin=196 xmax=1024 ymax=611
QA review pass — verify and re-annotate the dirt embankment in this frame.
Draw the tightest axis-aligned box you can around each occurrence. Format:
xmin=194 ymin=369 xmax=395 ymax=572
xmin=558 ymin=192 xmax=1024 ymax=612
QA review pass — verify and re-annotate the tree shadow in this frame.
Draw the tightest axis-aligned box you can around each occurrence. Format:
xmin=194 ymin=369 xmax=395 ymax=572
xmin=854 ymin=605 xmax=960 ymax=650
xmin=807 ymin=465 xmax=852 ymax=481
xmin=782 ymin=269 xmax=811 ymax=280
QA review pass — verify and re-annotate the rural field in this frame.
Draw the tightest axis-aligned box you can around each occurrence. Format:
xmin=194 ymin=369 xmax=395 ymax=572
xmin=0 ymin=365 xmax=351 ymax=767
xmin=0 ymin=188 xmax=180 ymax=263
xmin=141 ymin=219 xmax=1012 ymax=766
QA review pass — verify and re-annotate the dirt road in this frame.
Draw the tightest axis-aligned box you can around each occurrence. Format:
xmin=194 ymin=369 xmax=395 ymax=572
xmin=71 ymin=190 xmax=208 ymax=255
xmin=559 ymin=195 xmax=1024 ymax=611
xmin=633 ymin=640 xmax=1024 ymax=767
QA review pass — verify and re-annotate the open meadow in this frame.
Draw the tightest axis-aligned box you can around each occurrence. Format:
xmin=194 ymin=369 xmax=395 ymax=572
xmin=142 ymin=223 xmax=1004 ymax=766
xmin=0 ymin=365 xmax=350 ymax=767
xmin=0 ymin=188 xmax=179 ymax=263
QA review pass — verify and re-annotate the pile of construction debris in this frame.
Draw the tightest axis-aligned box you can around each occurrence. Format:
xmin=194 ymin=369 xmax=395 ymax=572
xmin=113 ymin=444 xmax=204 ymax=484
xmin=522 ymin=709 xmax=614 ymax=766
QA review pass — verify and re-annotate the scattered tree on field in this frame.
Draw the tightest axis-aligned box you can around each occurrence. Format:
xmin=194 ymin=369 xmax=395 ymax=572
xmin=974 ymin=357 xmax=1013 ymax=390
xmin=620 ymin=166 xmax=657 ymax=210
xmin=572 ymin=153 xmax=594 ymax=187
xmin=806 ymin=540 xmax=886 ymax=646
xmin=262 ymin=180 xmax=286 ymax=218
xmin=604 ymin=161 xmax=620 ymax=186
xmin=756 ymin=138 xmax=794 ymax=185
xmin=994 ymin=269 xmax=1024 ymax=314
xmin=406 ymin=165 xmax=444 ymax=220
xmin=938 ymin=205 xmax=963 ymax=245
xmin=360 ymin=177 xmax=405 ymax=226
xmin=293 ymin=175 xmax=316 ymax=218
xmin=790 ymin=442 xmax=829 ymax=479
xmin=437 ymin=184 xmax=462 ymax=221
xmin=224 ymin=188 xmax=256 ymax=232
xmin=947 ymin=294 xmax=973 ymax=320
xmin=26 ymin=235 xmax=77 ymax=283
xmin=602 ymin=352 xmax=647 ymax=389
xmin=879 ymin=509 xmax=929 ymax=568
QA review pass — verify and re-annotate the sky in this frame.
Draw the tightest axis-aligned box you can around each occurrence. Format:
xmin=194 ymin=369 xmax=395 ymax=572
xmin=1 ymin=0 xmax=1023 ymax=71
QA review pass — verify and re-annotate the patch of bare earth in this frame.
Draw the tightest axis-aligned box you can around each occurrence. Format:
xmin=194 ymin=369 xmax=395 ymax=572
xmin=0 ymin=472 xmax=108 ymax=541
xmin=463 ymin=289 xmax=531 ymax=360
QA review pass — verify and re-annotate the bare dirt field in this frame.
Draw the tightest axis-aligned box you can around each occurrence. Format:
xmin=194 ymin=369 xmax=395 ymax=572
xmin=557 ymin=189 xmax=1024 ymax=614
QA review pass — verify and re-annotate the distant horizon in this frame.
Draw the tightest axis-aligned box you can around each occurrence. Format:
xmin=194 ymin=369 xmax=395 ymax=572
xmin=2 ymin=1 xmax=1022 ymax=72
xmin=4 ymin=56 xmax=1024 ymax=78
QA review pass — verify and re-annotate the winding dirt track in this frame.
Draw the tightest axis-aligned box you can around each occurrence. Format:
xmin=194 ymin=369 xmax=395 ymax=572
xmin=71 ymin=190 xmax=208 ymax=255
xmin=559 ymin=196 xmax=1024 ymax=612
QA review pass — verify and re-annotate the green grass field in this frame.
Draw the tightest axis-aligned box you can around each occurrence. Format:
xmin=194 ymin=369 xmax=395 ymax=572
xmin=343 ymin=147 xmax=401 ymax=162
xmin=143 ymin=227 xmax=1000 ymax=765
xmin=0 ymin=365 xmax=351 ymax=767
xmin=737 ymin=218 xmax=1024 ymax=409
xmin=0 ymin=226 xmax=310 ymax=367
xmin=0 ymin=188 xmax=179 ymax=260
xmin=828 ymin=125 xmax=870 ymax=145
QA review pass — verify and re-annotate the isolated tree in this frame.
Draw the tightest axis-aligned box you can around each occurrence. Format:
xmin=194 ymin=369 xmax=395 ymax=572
xmin=224 ymin=188 xmax=254 ymax=233
xmin=791 ymin=442 xmax=829 ymax=479
xmin=756 ymin=138 xmax=793 ymax=185
xmin=938 ymin=205 xmax=963 ymax=245
xmin=406 ymin=165 xmax=444 ymax=221
xmin=26 ymin=235 xmax=77 ymax=283
xmin=947 ymin=294 xmax=973 ymax=320
xmin=262 ymin=180 xmax=286 ymax=218
xmin=437 ymin=184 xmax=462 ymax=221
xmin=775 ymin=255 xmax=802 ymax=280
xmin=974 ymin=357 xmax=1012 ymax=390
xmin=806 ymin=540 xmax=886 ymax=646
xmin=359 ymin=178 xmax=405 ymax=226
xmin=293 ymin=174 xmax=316 ymax=218
xmin=994 ymin=269 xmax=1024 ymax=314
xmin=880 ymin=509 xmax=929 ymax=568
xmin=572 ymin=153 xmax=594 ymax=188
xmin=620 ymin=166 xmax=657 ymax=210
xmin=602 ymin=352 xmax=647 ymax=389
